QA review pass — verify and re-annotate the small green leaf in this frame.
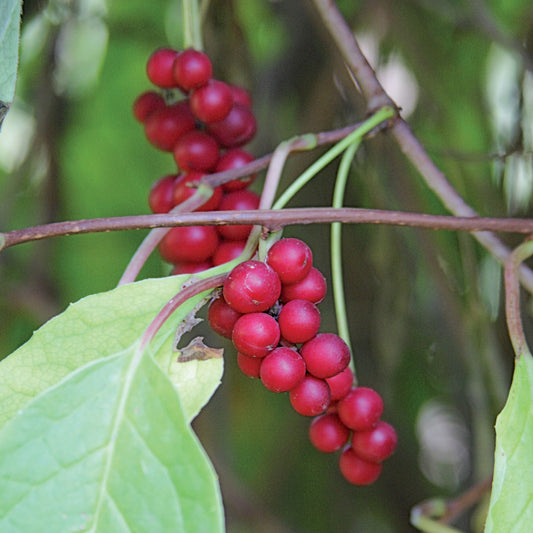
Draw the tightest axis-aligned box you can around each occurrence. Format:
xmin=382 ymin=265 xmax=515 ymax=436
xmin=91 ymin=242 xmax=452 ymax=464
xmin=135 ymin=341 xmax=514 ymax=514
xmin=485 ymin=352 xmax=533 ymax=532
xmin=0 ymin=275 xmax=215 ymax=430
xmin=0 ymin=0 xmax=23 ymax=123
xmin=0 ymin=344 xmax=224 ymax=532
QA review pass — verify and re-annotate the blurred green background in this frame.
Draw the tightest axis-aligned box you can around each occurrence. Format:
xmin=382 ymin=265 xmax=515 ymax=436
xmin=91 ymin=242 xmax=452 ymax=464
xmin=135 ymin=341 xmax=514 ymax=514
xmin=2 ymin=0 xmax=533 ymax=531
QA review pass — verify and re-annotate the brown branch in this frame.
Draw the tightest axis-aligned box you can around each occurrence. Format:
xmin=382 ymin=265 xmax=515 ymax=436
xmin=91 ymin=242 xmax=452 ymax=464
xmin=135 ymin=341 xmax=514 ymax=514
xmin=2 ymin=208 xmax=533 ymax=249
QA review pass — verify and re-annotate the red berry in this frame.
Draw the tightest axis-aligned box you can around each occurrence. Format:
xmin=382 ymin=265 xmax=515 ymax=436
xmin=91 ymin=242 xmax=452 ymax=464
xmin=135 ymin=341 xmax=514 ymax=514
xmin=171 ymin=261 xmax=212 ymax=275
xmin=278 ymin=299 xmax=321 ymax=344
xmin=289 ymin=375 xmax=331 ymax=416
xmin=229 ymin=85 xmax=252 ymax=108
xmin=326 ymin=366 xmax=354 ymax=402
xmin=300 ymin=333 xmax=350 ymax=379
xmin=146 ymin=48 xmax=179 ymax=88
xmin=339 ymin=446 xmax=382 ymax=485
xmin=232 ymin=312 xmax=280 ymax=358
xmin=212 ymin=240 xmax=247 ymax=266
xmin=309 ymin=413 xmax=350 ymax=453
xmin=172 ymin=172 xmax=223 ymax=211
xmin=216 ymin=148 xmax=256 ymax=191
xmin=223 ymin=260 xmax=281 ymax=313
xmin=144 ymin=102 xmax=196 ymax=152
xmin=190 ymin=80 xmax=234 ymax=123
xmin=281 ymin=267 xmax=327 ymax=304
xmin=172 ymin=48 xmax=212 ymax=91
xmin=207 ymin=103 xmax=257 ymax=147
xmin=351 ymin=421 xmax=398 ymax=463
xmin=173 ymin=130 xmax=220 ymax=172
xmin=266 ymin=238 xmax=313 ymax=285
xmin=260 ymin=347 xmax=306 ymax=392
xmin=337 ymin=387 xmax=384 ymax=432
xmin=148 ymin=175 xmax=177 ymax=214
xmin=208 ymin=296 xmax=242 ymax=339
xmin=133 ymin=91 xmax=165 ymax=122
xmin=159 ymin=226 xmax=219 ymax=263
xmin=217 ymin=190 xmax=260 ymax=240
xmin=237 ymin=352 xmax=263 ymax=378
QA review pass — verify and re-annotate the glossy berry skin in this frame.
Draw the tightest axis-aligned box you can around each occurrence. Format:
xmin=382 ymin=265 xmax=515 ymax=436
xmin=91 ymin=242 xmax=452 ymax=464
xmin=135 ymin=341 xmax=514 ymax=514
xmin=207 ymin=296 xmax=242 ymax=339
xmin=309 ymin=413 xmax=350 ymax=453
xmin=229 ymin=85 xmax=252 ymax=108
xmin=190 ymin=80 xmax=234 ymax=123
xmin=337 ymin=387 xmax=384 ymax=432
xmin=280 ymin=267 xmax=327 ymax=304
xmin=300 ymin=333 xmax=350 ymax=379
xmin=326 ymin=366 xmax=354 ymax=403
xmin=289 ymin=375 xmax=331 ymax=417
xmin=148 ymin=175 xmax=177 ymax=214
xmin=266 ymin=238 xmax=313 ymax=285
xmin=223 ymin=260 xmax=281 ymax=314
xmin=146 ymin=48 xmax=179 ymax=88
xmin=208 ymin=103 xmax=257 ymax=147
xmin=212 ymin=240 xmax=247 ymax=266
xmin=217 ymin=190 xmax=260 ymax=240
xmin=351 ymin=421 xmax=398 ymax=463
xmin=173 ymin=130 xmax=220 ymax=172
xmin=172 ymin=172 xmax=223 ymax=211
xmin=232 ymin=312 xmax=280 ymax=358
xmin=278 ymin=299 xmax=321 ymax=344
xmin=172 ymin=48 xmax=212 ymax=91
xmin=339 ymin=446 xmax=382 ymax=485
xmin=144 ymin=102 xmax=196 ymax=152
xmin=171 ymin=261 xmax=212 ymax=275
xmin=216 ymin=148 xmax=256 ymax=191
xmin=158 ymin=226 xmax=218 ymax=264
xmin=237 ymin=352 xmax=263 ymax=378
xmin=260 ymin=347 xmax=306 ymax=392
xmin=133 ymin=91 xmax=165 ymax=122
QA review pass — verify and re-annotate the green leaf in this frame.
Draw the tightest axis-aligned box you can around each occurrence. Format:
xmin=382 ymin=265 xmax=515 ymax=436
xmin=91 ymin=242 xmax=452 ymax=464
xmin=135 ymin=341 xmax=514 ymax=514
xmin=0 ymin=0 xmax=23 ymax=122
xmin=0 ymin=275 xmax=217 ymax=429
xmin=485 ymin=352 xmax=533 ymax=532
xmin=0 ymin=344 xmax=224 ymax=532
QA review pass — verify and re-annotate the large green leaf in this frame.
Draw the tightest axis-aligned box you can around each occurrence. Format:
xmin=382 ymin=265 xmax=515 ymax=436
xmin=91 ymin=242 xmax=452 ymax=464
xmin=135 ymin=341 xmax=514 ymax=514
xmin=0 ymin=275 xmax=221 ymax=429
xmin=485 ymin=352 xmax=533 ymax=532
xmin=0 ymin=343 xmax=224 ymax=532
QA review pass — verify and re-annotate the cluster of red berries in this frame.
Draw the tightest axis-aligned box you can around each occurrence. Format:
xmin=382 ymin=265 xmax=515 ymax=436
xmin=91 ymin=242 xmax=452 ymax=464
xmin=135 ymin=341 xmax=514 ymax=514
xmin=207 ymin=238 xmax=397 ymax=485
xmin=132 ymin=47 xmax=259 ymax=274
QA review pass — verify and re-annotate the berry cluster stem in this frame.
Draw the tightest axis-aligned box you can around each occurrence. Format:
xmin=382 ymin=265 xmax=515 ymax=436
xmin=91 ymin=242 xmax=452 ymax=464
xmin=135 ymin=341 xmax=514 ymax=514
xmin=182 ymin=0 xmax=203 ymax=50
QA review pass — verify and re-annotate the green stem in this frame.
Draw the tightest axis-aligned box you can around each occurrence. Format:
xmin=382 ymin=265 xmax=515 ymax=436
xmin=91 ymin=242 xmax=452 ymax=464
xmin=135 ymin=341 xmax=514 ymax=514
xmin=182 ymin=0 xmax=203 ymax=50
xmin=410 ymin=500 xmax=464 ymax=533
xmin=331 ymin=140 xmax=360 ymax=376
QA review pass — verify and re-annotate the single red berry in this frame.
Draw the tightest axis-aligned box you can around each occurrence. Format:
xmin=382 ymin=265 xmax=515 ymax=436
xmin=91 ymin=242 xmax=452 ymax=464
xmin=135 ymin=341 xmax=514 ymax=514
xmin=326 ymin=366 xmax=354 ymax=403
xmin=207 ymin=103 xmax=257 ymax=147
xmin=172 ymin=172 xmax=223 ymax=211
xmin=309 ymin=413 xmax=350 ymax=453
xmin=223 ymin=260 xmax=281 ymax=313
xmin=232 ymin=312 xmax=280 ymax=358
xmin=289 ymin=375 xmax=331 ymax=417
xmin=133 ymin=91 xmax=166 ymax=122
xmin=229 ymin=85 xmax=252 ymax=108
xmin=159 ymin=226 xmax=219 ymax=263
xmin=171 ymin=261 xmax=212 ymax=275
xmin=278 ymin=299 xmax=321 ymax=344
xmin=337 ymin=387 xmax=384 ymax=432
xmin=266 ymin=238 xmax=313 ymax=285
xmin=146 ymin=47 xmax=179 ymax=88
xmin=351 ymin=421 xmax=398 ymax=463
xmin=216 ymin=148 xmax=256 ymax=191
xmin=281 ymin=267 xmax=327 ymax=304
xmin=172 ymin=48 xmax=212 ymax=91
xmin=217 ymin=190 xmax=260 ymax=240
xmin=190 ymin=80 xmax=234 ymax=123
xmin=148 ymin=175 xmax=177 ymax=214
xmin=260 ymin=347 xmax=306 ymax=392
xmin=208 ymin=296 xmax=242 ymax=339
xmin=339 ymin=446 xmax=382 ymax=485
xmin=300 ymin=333 xmax=350 ymax=379
xmin=144 ymin=102 xmax=196 ymax=152
xmin=173 ymin=130 xmax=220 ymax=172
xmin=237 ymin=352 xmax=263 ymax=378
xmin=212 ymin=240 xmax=247 ymax=266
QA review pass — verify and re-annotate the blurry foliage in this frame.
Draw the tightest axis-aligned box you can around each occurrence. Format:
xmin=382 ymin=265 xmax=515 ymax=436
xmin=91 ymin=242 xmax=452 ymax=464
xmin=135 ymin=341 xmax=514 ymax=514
xmin=1 ymin=0 xmax=533 ymax=531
